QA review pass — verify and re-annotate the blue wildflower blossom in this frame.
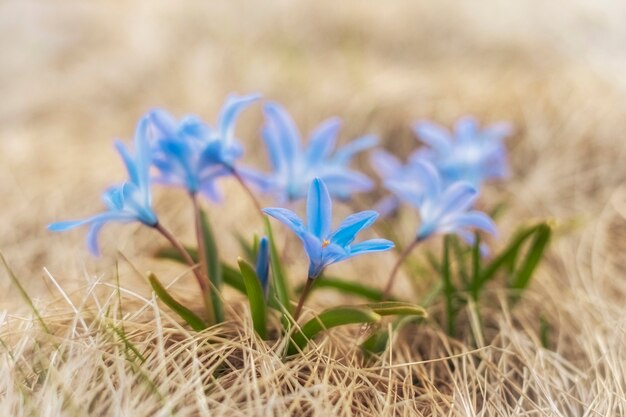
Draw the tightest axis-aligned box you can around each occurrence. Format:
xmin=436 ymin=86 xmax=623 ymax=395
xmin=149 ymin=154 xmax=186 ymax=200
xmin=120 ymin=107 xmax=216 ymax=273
xmin=48 ymin=116 xmax=158 ymax=255
xmin=149 ymin=93 xmax=262 ymax=201
xmin=260 ymin=102 xmax=376 ymax=202
xmin=413 ymin=116 xmax=511 ymax=189
xmin=263 ymin=178 xmax=394 ymax=279
xmin=255 ymin=236 xmax=270 ymax=298
xmin=384 ymin=159 xmax=497 ymax=242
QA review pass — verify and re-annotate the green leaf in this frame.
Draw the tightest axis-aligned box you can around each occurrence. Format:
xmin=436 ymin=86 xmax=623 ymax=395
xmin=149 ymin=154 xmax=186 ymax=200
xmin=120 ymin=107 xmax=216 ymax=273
xmin=236 ymin=232 xmax=257 ymax=263
xmin=264 ymin=217 xmax=293 ymax=319
xmin=298 ymin=276 xmax=390 ymax=302
xmin=441 ymin=236 xmax=456 ymax=336
xmin=222 ymin=264 xmax=247 ymax=294
xmin=288 ymin=307 xmax=380 ymax=355
xmin=359 ymin=301 xmax=427 ymax=318
xmin=510 ymin=223 xmax=551 ymax=291
xmin=361 ymin=315 xmax=421 ymax=356
xmin=155 ymin=246 xmax=199 ymax=264
xmin=469 ymin=232 xmax=482 ymax=301
xmin=200 ymin=209 xmax=224 ymax=323
xmin=474 ymin=222 xmax=550 ymax=295
xmin=238 ymin=258 xmax=268 ymax=339
xmin=148 ymin=272 xmax=207 ymax=332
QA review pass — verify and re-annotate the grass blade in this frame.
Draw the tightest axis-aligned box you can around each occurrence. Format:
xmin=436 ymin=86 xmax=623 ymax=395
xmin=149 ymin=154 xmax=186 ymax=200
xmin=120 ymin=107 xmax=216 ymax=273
xmin=200 ymin=209 xmax=224 ymax=323
xmin=288 ymin=306 xmax=380 ymax=355
xmin=441 ymin=236 xmax=456 ymax=336
xmin=1 ymin=252 xmax=51 ymax=334
xmin=359 ymin=301 xmax=427 ymax=317
xmin=238 ymin=258 xmax=268 ymax=339
xmin=298 ymin=276 xmax=390 ymax=302
xmin=510 ymin=223 xmax=551 ymax=291
xmin=222 ymin=263 xmax=246 ymax=294
xmin=148 ymin=272 xmax=207 ymax=332
xmin=155 ymin=246 xmax=198 ymax=264
xmin=264 ymin=217 xmax=292 ymax=318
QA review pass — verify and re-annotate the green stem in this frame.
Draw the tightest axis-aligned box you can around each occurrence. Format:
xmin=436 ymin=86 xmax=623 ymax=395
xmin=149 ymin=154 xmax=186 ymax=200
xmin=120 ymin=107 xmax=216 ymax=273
xmin=154 ymin=222 xmax=215 ymax=325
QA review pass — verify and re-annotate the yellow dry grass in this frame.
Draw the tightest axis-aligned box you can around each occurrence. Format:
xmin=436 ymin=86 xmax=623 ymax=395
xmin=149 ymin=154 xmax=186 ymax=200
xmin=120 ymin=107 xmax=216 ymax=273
xmin=1 ymin=0 xmax=625 ymax=415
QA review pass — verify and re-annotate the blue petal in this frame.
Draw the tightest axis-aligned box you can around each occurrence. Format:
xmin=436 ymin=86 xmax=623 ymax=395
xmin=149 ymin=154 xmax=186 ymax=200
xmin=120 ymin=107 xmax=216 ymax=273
xmin=261 ymin=124 xmax=285 ymax=172
xmin=148 ymin=108 xmax=178 ymax=138
xmin=306 ymin=117 xmax=341 ymax=166
xmin=218 ymin=93 xmax=261 ymax=144
xmin=330 ymin=210 xmax=379 ymax=247
xmin=347 ymin=239 xmax=395 ymax=258
xmin=411 ymin=160 xmax=443 ymax=200
xmin=263 ymin=102 xmax=301 ymax=164
xmin=306 ymin=178 xmax=332 ymax=239
xmin=443 ymin=211 xmax=497 ymax=235
xmin=332 ymin=134 xmax=378 ymax=165
xmin=133 ymin=116 xmax=153 ymax=192
xmin=437 ymin=182 xmax=478 ymax=217
xmin=255 ymin=236 xmax=270 ymax=294
xmin=370 ymin=150 xmax=402 ymax=178
xmin=263 ymin=207 xmax=306 ymax=236
xmin=179 ymin=115 xmax=211 ymax=139
xmin=320 ymin=169 xmax=374 ymax=199
xmin=48 ymin=211 xmax=135 ymax=232
xmin=413 ymin=121 xmax=451 ymax=154
xmin=114 ymin=140 xmax=139 ymax=185
xmin=86 ymin=221 xmax=107 ymax=256
xmin=301 ymin=232 xmax=324 ymax=278
xmin=454 ymin=116 xmax=478 ymax=143
xmin=235 ymin=166 xmax=272 ymax=192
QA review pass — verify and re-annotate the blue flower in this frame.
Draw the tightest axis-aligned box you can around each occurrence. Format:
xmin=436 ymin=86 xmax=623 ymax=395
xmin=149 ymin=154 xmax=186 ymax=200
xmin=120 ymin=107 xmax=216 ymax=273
xmin=48 ymin=116 xmax=158 ymax=255
xmin=255 ymin=236 xmax=270 ymax=297
xmin=413 ymin=117 xmax=511 ymax=189
xmin=260 ymin=102 xmax=376 ymax=202
xmin=384 ymin=159 xmax=497 ymax=242
xmin=149 ymin=93 xmax=262 ymax=200
xmin=263 ymin=178 xmax=394 ymax=279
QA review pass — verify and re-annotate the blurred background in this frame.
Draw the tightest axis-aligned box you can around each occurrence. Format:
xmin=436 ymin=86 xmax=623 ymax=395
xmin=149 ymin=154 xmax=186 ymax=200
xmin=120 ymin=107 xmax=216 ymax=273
xmin=1 ymin=0 xmax=625 ymax=301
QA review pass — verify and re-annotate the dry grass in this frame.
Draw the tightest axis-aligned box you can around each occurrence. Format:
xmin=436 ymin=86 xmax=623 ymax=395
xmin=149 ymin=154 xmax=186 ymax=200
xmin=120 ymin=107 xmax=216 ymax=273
xmin=1 ymin=0 xmax=625 ymax=415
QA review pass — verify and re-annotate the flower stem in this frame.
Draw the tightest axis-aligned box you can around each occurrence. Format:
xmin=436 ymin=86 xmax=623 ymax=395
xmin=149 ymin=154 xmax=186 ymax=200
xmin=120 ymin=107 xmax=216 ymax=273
xmin=381 ymin=238 xmax=421 ymax=300
xmin=294 ymin=278 xmax=314 ymax=322
xmin=154 ymin=222 xmax=215 ymax=325
xmin=230 ymin=168 xmax=264 ymax=214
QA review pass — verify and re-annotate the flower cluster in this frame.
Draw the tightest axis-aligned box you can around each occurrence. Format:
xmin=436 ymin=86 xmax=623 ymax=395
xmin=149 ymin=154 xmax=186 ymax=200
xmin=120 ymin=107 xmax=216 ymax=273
xmin=49 ymin=94 xmax=512 ymax=329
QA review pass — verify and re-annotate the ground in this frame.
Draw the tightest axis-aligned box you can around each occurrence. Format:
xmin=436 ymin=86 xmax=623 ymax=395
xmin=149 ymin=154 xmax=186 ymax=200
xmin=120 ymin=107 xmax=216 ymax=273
xmin=0 ymin=1 xmax=625 ymax=415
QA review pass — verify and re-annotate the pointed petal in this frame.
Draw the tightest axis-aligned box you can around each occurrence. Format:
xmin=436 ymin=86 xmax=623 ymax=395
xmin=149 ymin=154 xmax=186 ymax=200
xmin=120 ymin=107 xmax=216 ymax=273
xmin=320 ymin=169 xmax=374 ymax=199
xmin=442 ymin=211 xmax=497 ymax=235
xmin=306 ymin=178 xmax=332 ymax=238
xmin=306 ymin=117 xmax=341 ymax=165
xmin=347 ymin=238 xmax=395 ymax=258
xmin=263 ymin=207 xmax=306 ymax=235
xmin=437 ymin=182 xmax=478 ymax=217
xmin=48 ymin=212 xmax=135 ymax=232
xmin=333 ymin=134 xmax=378 ymax=165
xmin=235 ymin=166 xmax=272 ymax=192
xmin=263 ymin=102 xmax=301 ymax=163
xmin=114 ymin=140 xmax=139 ymax=185
xmin=86 ymin=221 xmax=106 ymax=256
xmin=134 ymin=115 xmax=153 ymax=191
xmin=370 ymin=149 xmax=402 ymax=178
xmin=148 ymin=108 xmax=178 ymax=138
xmin=455 ymin=116 xmax=478 ymax=143
xmin=330 ymin=210 xmax=379 ymax=247
xmin=413 ymin=121 xmax=452 ymax=153
xmin=218 ymin=93 xmax=261 ymax=144
xmin=301 ymin=232 xmax=324 ymax=278
xmin=261 ymin=123 xmax=285 ymax=171
xmin=255 ymin=236 xmax=270 ymax=293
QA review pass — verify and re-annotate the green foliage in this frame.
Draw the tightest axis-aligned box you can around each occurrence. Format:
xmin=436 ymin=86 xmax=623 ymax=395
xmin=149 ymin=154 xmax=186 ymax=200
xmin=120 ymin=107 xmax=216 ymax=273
xmin=297 ymin=276 xmax=391 ymax=302
xmin=199 ymin=209 xmax=224 ymax=323
xmin=148 ymin=273 xmax=207 ymax=332
xmin=287 ymin=306 xmax=380 ymax=355
xmin=238 ymin=258 xmax=268 ymax=339
xmin=264 ymin=217 xmax=293 ymax=326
